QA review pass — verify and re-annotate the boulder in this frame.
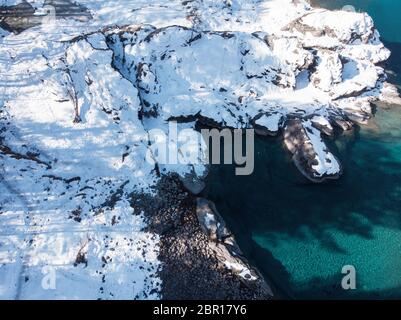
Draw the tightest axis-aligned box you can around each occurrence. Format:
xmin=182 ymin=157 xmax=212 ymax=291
xmin=196 ymin=198 xmax=231 ymax=242
xmin=284 ymin=119 xmax=342 ymax=182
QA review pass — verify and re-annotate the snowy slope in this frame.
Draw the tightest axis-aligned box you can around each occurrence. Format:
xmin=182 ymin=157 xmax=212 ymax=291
xmin=0 ymin=30 xmax=160 ymax=299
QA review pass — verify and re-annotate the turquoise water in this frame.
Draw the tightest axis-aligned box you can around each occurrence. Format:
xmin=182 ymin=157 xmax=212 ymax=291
xmin=204 ymin=1 xmax=401 ymax=299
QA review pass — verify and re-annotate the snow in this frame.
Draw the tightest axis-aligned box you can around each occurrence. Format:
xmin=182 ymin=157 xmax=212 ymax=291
xmin=255 ymin=113 xmax=282 ymax=133
xmin=0 ymin=0 xmax=399 ymax=299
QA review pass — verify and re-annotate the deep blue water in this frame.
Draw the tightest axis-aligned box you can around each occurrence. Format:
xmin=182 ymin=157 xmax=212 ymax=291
xmin=204 ymin=1 xmax=401 ymax=299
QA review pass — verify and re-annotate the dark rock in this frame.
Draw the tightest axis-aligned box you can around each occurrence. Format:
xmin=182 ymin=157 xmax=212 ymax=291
xmin=196 ymin=198 xmax=231 ymax=242
xmin=310 ymin=116 xmax=334 ymax=137
xmin=330 ymin=115 xmax=354 ymax=131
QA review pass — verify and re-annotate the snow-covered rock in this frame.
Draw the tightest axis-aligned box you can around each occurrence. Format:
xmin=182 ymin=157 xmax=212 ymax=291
xmin=196 ymin=198 xmax=266 ymax=285
xmin=104 ymin=6 xmax=396 ymax=180
xmin=284 ymin=119 xmax=341 ymax=182
xmin=285 ymin=9 xmax=376 ymax=44
xmin=0 ymin=31 xmax=160 ymax=299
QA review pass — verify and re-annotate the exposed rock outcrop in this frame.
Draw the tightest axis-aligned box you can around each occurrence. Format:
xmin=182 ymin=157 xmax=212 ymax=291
xmin=104 ymin=9 xmax=398 ymax=181
xmin=252 ymin=113 xmax=283 ymax=136
xmin=196 ymin=198 xmax=272 ymax=290
xmin=0 ymin=0 xmax=91 ymax=33
xmin=178 ymin=169 xmax=207 ymax=195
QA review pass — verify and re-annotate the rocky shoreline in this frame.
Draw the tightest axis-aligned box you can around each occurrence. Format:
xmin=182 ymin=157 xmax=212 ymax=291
xmin=132 ymin=175 xmax=273 ymax=299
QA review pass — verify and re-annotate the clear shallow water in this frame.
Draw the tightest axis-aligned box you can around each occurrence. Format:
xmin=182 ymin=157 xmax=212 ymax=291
xmin=204 ymin=1 xmax=401 ymax=299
